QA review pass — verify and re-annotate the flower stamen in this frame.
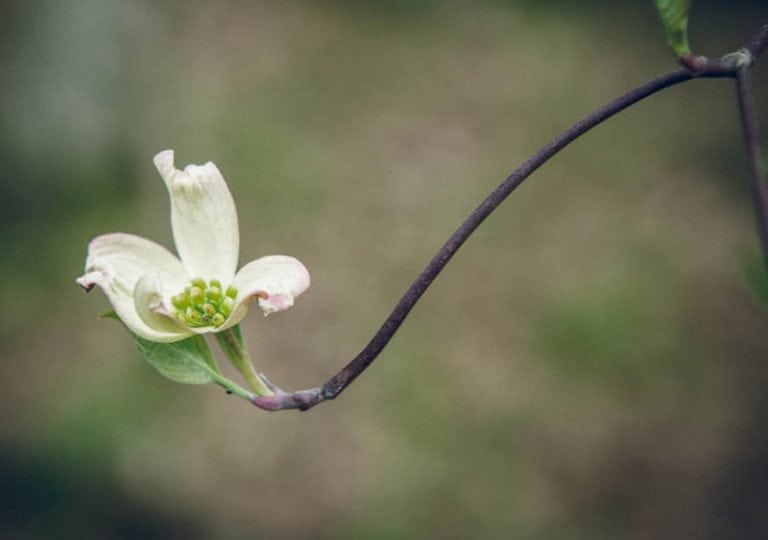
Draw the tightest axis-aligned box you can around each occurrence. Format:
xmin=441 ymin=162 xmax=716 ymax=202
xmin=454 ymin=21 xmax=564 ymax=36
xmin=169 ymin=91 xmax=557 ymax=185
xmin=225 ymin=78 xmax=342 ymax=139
xmin=174 ymin=278 xmax=238 ymax=328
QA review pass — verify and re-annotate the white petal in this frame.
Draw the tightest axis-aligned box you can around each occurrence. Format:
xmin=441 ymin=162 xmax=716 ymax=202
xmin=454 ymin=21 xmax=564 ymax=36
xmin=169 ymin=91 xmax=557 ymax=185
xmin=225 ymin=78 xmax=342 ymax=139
xmin=76 ymin=233 xmax=190 ymax=342
xmin=154 ymin=150 xmax=239 ymax=284
xmin=133 ymin=273 xmax=193 ymax=342
xmin=220 ymin=255 xmax=310 ymax=328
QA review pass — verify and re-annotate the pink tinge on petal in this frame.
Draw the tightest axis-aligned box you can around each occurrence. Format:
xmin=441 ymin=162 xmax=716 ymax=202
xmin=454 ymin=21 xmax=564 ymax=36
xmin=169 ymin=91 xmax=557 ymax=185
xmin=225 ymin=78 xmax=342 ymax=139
xmin=217 ymin=256 xmax=310 ymax=330
xmin=257 ymin=292 xmax=294 ymax=315
xmin=76 ymin=272 xmax=99 ymax=292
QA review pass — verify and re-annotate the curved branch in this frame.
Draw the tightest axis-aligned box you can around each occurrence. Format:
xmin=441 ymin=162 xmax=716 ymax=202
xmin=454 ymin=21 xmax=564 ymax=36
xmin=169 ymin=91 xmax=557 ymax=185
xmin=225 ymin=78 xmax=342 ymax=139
xmin=253 ymin=27 xmax=768 ymax=411
xmin=318 ymin=70 xmax=732 ymax=400
xmin=735 ymin=68 xmax=768 ymax=268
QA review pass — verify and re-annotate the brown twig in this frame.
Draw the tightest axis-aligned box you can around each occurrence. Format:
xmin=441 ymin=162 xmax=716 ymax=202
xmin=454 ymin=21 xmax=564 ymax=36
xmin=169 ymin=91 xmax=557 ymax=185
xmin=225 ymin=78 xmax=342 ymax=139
xmin=252 ymin=21 xmax=768 ymax=412
xmin=735 ymin=68 xmax=768 ymax=269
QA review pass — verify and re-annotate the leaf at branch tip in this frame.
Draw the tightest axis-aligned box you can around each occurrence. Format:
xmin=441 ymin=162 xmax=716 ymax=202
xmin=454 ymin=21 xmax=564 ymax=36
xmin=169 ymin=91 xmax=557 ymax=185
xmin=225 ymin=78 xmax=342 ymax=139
xmin=655 ymin=0 xmax=693 ymax=58
xmin=104 ymin=312 xmax=220 ymax=384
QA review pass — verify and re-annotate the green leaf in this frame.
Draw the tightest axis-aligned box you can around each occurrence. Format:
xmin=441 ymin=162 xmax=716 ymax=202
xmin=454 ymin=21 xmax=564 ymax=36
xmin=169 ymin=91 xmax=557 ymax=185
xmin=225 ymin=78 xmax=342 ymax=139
xmin=101 ymin=312 xmax=218 ymax=384
xmin=130 ymin=333 xmax=218 ymax=384
xmin=99 ymin=312 xmax=256 ymax=399
xmin=655 ymin=0 xmax=692 ymax=57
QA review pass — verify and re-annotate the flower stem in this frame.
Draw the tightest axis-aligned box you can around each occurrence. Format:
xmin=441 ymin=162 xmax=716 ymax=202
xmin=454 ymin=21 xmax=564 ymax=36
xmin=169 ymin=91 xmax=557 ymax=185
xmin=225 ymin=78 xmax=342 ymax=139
xmin=215 ymin=326 xmax=273 ymax=396
xmin=208 ymin=371 xmax=256 ymax=401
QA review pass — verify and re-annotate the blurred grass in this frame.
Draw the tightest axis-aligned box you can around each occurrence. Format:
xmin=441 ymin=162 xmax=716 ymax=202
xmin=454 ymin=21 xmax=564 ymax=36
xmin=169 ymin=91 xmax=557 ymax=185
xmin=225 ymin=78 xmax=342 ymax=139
xmin=1 ymin=0 xmax=768 ymax=538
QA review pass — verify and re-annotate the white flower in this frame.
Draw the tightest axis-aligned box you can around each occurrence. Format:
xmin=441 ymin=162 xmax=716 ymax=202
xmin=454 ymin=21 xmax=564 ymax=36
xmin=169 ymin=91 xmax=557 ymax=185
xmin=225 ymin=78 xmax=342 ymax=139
xmin=76 ymin=150 xmax=310 ymax=343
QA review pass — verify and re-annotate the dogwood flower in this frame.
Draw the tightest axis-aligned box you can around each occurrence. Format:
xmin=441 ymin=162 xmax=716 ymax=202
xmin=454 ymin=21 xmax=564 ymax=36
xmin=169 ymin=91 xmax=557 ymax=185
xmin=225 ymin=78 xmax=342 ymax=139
xmin=76 ymin=150 xmax=310 ymax=343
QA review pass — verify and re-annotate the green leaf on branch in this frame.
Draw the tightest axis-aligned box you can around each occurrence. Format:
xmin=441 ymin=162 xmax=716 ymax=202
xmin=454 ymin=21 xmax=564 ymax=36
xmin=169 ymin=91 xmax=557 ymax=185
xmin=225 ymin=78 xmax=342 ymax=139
xmin=103 ymin=312 xmax=220 ymax=384
xmin=655 ymin=0 xmax=692 ymax=57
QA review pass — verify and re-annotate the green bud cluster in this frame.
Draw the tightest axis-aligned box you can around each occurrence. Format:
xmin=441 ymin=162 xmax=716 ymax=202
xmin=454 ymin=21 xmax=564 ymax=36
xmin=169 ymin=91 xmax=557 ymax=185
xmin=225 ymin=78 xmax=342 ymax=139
xmin=171 ymin=278 xmax=238 ymax=328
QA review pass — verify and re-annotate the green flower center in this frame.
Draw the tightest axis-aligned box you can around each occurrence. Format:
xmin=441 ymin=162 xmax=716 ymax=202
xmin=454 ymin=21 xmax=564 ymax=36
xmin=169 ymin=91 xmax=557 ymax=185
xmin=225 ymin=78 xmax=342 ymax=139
xmin=171 ymin=278 xmax=238 ymax=328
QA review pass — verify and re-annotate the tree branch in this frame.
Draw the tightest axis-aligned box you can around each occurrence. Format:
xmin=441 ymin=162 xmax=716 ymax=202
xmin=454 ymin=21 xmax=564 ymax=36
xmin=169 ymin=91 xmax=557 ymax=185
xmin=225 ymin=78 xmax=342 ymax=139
xmin=252 ymin=21 xmax=768 ymax=412
xmin=735 ymin=68 xmax=768 ymax=269
xmin=744 ymin=22 xmax=768 ymax=59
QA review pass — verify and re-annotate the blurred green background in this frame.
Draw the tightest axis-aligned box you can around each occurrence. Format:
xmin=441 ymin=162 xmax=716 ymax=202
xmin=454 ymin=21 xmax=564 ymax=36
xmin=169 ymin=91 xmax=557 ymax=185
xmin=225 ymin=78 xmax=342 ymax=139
xmin=2 ymin=1 xmax=768 ymax=538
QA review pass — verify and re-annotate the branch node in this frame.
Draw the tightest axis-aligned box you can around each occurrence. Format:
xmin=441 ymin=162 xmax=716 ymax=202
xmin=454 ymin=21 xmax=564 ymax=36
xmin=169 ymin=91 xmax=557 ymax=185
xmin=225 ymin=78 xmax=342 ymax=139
xmin=250 ymin=374 xmax=325 ymax=411
xmin=722 ymin=48 xmax=754 ymax=70
xmin=679 ymin=53 xmax=708 ymax=72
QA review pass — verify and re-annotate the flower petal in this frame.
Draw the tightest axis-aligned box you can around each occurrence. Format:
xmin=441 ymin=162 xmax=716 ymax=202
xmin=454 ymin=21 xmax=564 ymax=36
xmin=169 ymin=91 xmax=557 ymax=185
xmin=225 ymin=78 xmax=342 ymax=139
xmin=134 ymin=273 xmax=193 ymax=342
xmin=76 ymin=233 xmax=190 ymax=341
xmin=154 ymin=150 xmax=239 ymax=284
xmin=221 ymin=255 xmax=310 ymax=328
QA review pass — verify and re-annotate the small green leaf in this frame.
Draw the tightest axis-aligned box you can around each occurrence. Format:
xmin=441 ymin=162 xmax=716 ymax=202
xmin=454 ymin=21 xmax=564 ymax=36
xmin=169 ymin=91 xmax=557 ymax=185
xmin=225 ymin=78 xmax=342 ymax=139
xmin=101 ymin=313 xmax=255 ymax=399
xmin=130 ymin=333 xmax=217 ymax=384
xmin=102 ymin=311 xmax=222 ymax=383
xmin=655 ymin=0 xmax=692 ymax=57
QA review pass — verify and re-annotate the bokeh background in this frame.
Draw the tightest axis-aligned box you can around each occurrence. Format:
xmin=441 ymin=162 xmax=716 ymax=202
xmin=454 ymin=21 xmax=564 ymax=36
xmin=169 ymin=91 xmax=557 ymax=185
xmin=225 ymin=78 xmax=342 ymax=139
xmin=2 ymin=1 xmax=768 ymax=538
